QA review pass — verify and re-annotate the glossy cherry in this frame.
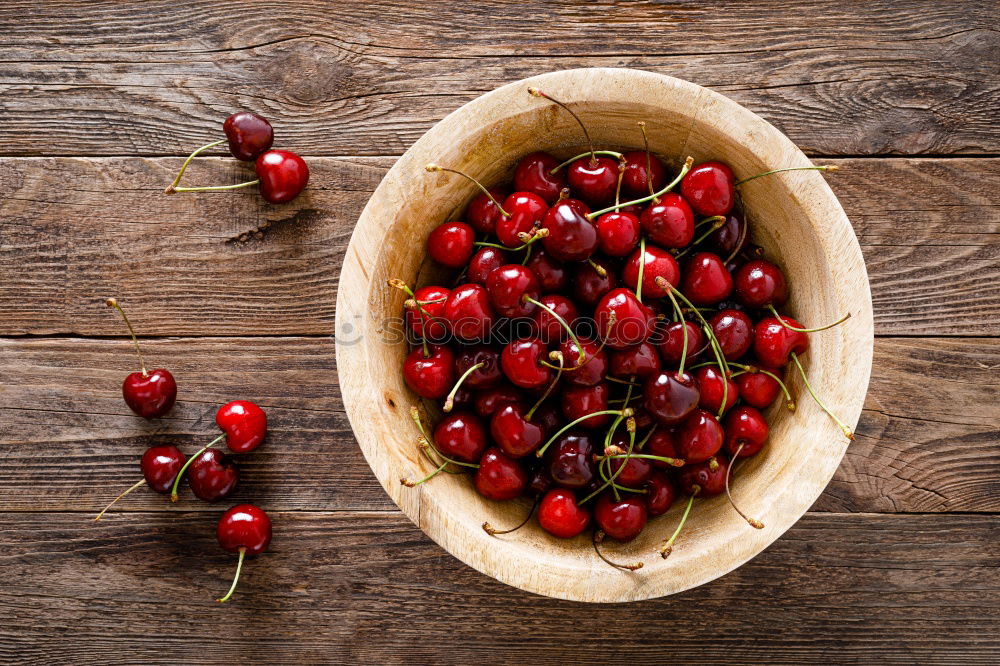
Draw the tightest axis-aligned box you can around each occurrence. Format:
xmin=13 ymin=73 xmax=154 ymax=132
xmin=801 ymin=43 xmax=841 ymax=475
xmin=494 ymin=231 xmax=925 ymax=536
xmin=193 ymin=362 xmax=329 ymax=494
xmin=216 ymin=504 xmax=272 ymax=603
xmin=735 ymin=259 xmax=788 ymax=308
xmin=709 ymin=309 xmax=754 ymax=360
xmin=645 ymin=429 xmax=680 ymax=468
xmin=643 ymin=370 xmax=700 ymax=425
xmin=434 ymin=411 xmax=489 ymax=464
xmin=622 ymin=244 xmax=679 ymax=299
xmin=403 ymin=344 xmax=455 ymax=399
xmin=498 ymin=191 xmax=548 ymax=247
xmin=500 ymin=338 xmax=552 ymax=390
xmin=754 ymin=316 xmax=809 ymax=367
xmin=725 ymin=406 xmax=769 ymax=458
xmin=572 ymin=256 xmax=617 ymax=306
xmin=467 ymin=247 xmax=508 ymax=285
xmin=621 ymin=150 xmax=667 ymax=197
xmin=594 ymin=494 xmax=647 ymax=542
xmin=540 ymin=199 xmax=598 ymax=262
xmin=559 ymin=336 xmax=608 ymax=387
xmin=525 ymin=247 xmax=569 ymax=293
xmin=680 ymin=161 xmax=735 ymax=217
xmin=657 ymin=321 xmax=703 ymax=366
xmin=474 ymin=447 xmax=527 ymax=501
xmin=490 ymin=402 xmax=546 ymax=459
xmin=106 ymin=298 xmax=177 ymax=419
xmin=454 ymin=346 xmax=503 ymax=391
xmin=216 ymin=400 xmax=267 ymax=453
xmin=538 ymin=488 xmax=591 ymax=538
xmin=708 ymin=213 xmax=749 ymax=258
xmin=675 ymin=408 xmax=724 ymax=463
xmin=513 ymin=152 xmax=567 ymax=204
xmin=404 ymin=285 xmax=450 ymax=341
xmin=466 ymin=186 xmax=509 ymax=234
xmin=485 ymin=264 xmax=540 ymax=318
xmin=568 ymin=156 xmax=620 ymax=205
xmin=443 ymin=284 xmax=495 ymax=341
xmin=427 ymin=221 xmax=476 ymax=268
xmin=681 ymin=252 xmax=734 ymax=306
xmin=640 ymin=193 xmax=695 ymax=248
xmin=473 ymin=382 xmax=523 ymax=418
xmin=187 ymin=448 xmax=239 ymax=503
xmin=531 ymin=294 xmax=579 ymax=343
xmin=561 ymin=382 xmax=611 ymax=429
xmin=609 ymin=341 xmax=661 ymax=380
xmin=694 ymin=366 xmax=738 ymax=414
xmin=644 ymin=470 xmax=677 ymax=516
xmin=223 ymin=112 xmax=274 ymax=161
xmin=95 ymin=445 xmax=187 ymax=520
xmin=677 ymin=456 xmax=728 ymax=496
xmin=596 ymin=211 xmax=641 ymax=256
xmin=606 ymin=436 xmax=653 ymax=488
xmin=736 ymin=364 xmax=783 ymax=408
xmin=255 ymin=149 xmax=309 ymax=204
xmin=595 ymin=288 xmax=655 ymax=350
xmin=546 ymin=431 xmax=596 ymax=489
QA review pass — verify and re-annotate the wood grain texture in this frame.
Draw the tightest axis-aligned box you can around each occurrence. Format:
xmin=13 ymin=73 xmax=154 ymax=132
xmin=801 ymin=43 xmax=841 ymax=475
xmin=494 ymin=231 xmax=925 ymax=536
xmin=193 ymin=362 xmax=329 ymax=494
xmin=2 ymin=336 xmax=996 ymax=515
xmin=1 ymin=511 xmax=997 ymax=664
xmin=0 ymin=1 xmax=997 ymax=157
xmin=2 ymin=156 xmax=998 ymax=337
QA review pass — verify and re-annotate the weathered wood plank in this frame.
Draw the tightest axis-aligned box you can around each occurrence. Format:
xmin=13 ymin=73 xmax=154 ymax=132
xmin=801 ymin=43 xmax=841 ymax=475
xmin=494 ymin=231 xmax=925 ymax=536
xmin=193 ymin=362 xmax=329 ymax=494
xmin=0 ymin=2 xmax=996 ymax=156
xmin=0 ymin=511 xmax=996 ymax=664
xmin=1 ymin=336 xmax=996 ymax=514
xmin=1 ymin=156 xmax=998 ymax=337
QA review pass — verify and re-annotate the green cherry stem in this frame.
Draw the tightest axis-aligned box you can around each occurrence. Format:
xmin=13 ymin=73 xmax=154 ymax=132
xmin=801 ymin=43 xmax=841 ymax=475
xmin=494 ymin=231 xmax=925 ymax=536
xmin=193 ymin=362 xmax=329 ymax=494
xmin=729 ymin=363 xmax=796 ymax=411
xmin=410 ymin=407 xmax=480 ymax=468
xmin=636 ymin=425 xmax=658 ymax=450
xmin=658 ymin=489 xmax=698 ymax=559
xmin=673 ymin=217 xmax=727 ymax=260
xmin=638 ymin=121 xmax=656 ymax=200
xmin=601 ymin=453 xmax=685 ymax=467
xmin=523 ymin=296 xmax=584 ymax=364
xmin=536 ymin=409 xmax=633 ymax=458
xmin=587 ymin=156 xmax=693 ymax=220
xmin=735 ymin=164 xmax=838 ymax=187
xmin=105 ymin=298 xmax=147 ymax=375
xmin=474 ymin=228 xmax=549 ymax=251
xmin=443 ymin=362 xmax=485 ymax=412
xmin=790 ymin=353 xmax=854 ymax=440
xmin=528 ymin=87 xmax=599 ymax=164
xmin=425 ymin=164 xmax=510 ymax=217
xmin=663 ymin=288 xmax=688 ymax=375
xmin=635 ymin=236 xmax=646 ymax=303
xmin=164 ymin=139 xmax=225 ymax=194
xmin=768 ymin=304 xmax=852 ymax=333
xmin=550 ymin=150 xmax=625 ymax=174
xmin=170 ymin=433 xmax=227 ymax=501
xmin=526 ymin=352 xmax=563 ymax=420
xmin=725 ymin=443 xmax=764 ymax=529
xmin=94 ymin=479 xmax=146 ymax=521
xmin=217 ymin=547 xmax=246 ymax=603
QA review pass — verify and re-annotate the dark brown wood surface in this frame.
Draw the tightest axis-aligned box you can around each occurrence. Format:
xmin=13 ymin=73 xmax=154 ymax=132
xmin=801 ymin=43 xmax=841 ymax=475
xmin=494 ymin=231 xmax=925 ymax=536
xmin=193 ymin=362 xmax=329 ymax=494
xmin=1 ymin=1 xmax=998 ymax=663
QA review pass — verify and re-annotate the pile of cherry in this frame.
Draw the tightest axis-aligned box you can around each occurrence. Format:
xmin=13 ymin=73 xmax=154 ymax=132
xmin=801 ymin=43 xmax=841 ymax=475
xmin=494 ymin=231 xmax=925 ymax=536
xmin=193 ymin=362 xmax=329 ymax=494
xmin=95 ymin=299 xmax=273 ymax=602
xmin=394 ymin=88 xmax=851 ymax=570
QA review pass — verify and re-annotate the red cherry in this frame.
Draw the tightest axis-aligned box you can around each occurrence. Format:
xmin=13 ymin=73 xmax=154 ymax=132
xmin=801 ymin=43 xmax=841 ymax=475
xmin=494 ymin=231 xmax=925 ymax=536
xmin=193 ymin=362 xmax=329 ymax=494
xmin=596 ymin=211 xmax=641 ymax=256
xmin=216 ymin=504 xmax=272 ymax=603
xmin=223 ymin=112 xmax=274 ymax=162
xmin=532 ymin=294 xmax=579 ymax=343
xmin=255 ymin=149 xmax=308 ymax=204
xmin=444 ymin=284 xmax=495 ymax=341
xmin=466 ymin=186 xmax=509 ymax=234
xmin=533 ymin=403 xmax=562 ymax=435
xmin=473 ymin=382 xmax=523 ymax=418
xmin=725 ymin=406 xmax=769 ymax=458
xmin=609 ymin=341 xmax=662 ymax=379
xmin=709 ymin=309 xmax=754 ymax=360
xmin=404 ymin=286 xmax=450 ymax=341
xmin=561 ymin=382 xmax=611 ymax=429
xmin=621 ymin=150 xmax=667 ymax=197
xmin=595 ymin=288 xmax=655 ymax=350
xmin=606 ymin=435 xmax=653 ymax=488
xmin=736 ymin=364 xmax=783 ymax=408
xmin=187 ymin=448 xmax=239 ymax=502
xmin=753 ymin=316 xmax=809 ymax=367
xmin=657 ymin=321 xmax=703 ymax=366
xmin=500 ymin=338 xmax=552 ymax=390
xmin=735 ymin=259 xmax=788 ymax=308
xmin=640 ymin=193 xmax=695 ymax=248
xmin=680 ymin=161 xmax=735 ymax=217
xmin=594 ymin=494 xmax=647 ymax=542
xmin=708 ymin=213 xmax=749 ymax=258
xmin=681 ymin=252 xmax=734 ymax=306
xmin=525 ymin=247 xmax=569 ymax=293
xmin=643 ymin=370 xmax=700 ymax=425
xmin=622 ymin=243 xmax=680 ymax=300
xmin=677 ymin=456 xmax=728 ymax=496
xmin=453 ymin=346 xmax=502 ymax=391
xmin=528 ymin=466 xmax=555 ymax=497
xmin=572 ymin=256 xmax=617 ymax=306
xmin=513 ymin=152 xmax=567 ymax=204
xmin=546 ymin=430 xmax=597 ymax=489
xmin=466 ymin=246 xmax=506 ymax=285
xmin=645 ymin=429 xmax=680 ymax=469
xmin=490 ymin=402 xmax=546 ymax=458
xmin=675 ymin=409 xmax=724 ymax=463
xmin=427 ymin=221 xmax=475 ymax=268
xmin=693 ymin=366 xmax=738 ymax=415
xmin=497 ymin=192 xmax=548 ymax=247
xmin=216 ymin=400 xmax=267 ymax=453
xmin=538 ymin=488 xmax=591 ymax=538
xmin=95 ymin=445 xmax=187 ymax=520
xmin=474 ymin=447 xmax=527 ymax=500
xmin=540 ymin=199 xmax=599 ymax=262
xmin=644 ymin=470 xmax=677 ymax=516
xmin=568 ymin=156 xmax=620 ymax=205
xmin=485 ymin=264 xmax=540 ymax=318
xmin=403 ymin=344 xmax=455 ymax=399
xmin=559 ymin=336 xmax=608 ymax=387
xmin=434 ymin=411 xmax=489 ymax=464
xmin=122 ymin=369 xmax=178 ymax=419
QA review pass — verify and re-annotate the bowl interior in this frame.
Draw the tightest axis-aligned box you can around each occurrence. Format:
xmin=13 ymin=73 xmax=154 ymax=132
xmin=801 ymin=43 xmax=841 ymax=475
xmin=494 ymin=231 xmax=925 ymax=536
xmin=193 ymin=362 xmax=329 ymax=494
xmin=337 ymin=69 xmax=873 ymax=602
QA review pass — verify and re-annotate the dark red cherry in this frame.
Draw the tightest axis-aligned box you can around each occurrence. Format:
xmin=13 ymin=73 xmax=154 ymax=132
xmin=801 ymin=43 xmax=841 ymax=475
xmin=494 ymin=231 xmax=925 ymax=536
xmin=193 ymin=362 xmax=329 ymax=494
xmin=444 ymin=284 xmax=495 ymax=341
xmin=404 ymin=285 xmax=450 ymax=341
xmin=216 ymin=504 xmax=272 ymax=602
xmin=500 ymin=338 xmax=552 ymax=390
xmin=568 ymin=156 xmax=620 ymax=205
xmin=606 ymin=435 xmax=653 ymax=488
xmin=621 ymin=150 xmax=667 ymax=197
xmin=528 ymin=466 xmax=555 ymax=497
xmin=473 ymin=382 xmax=523 ymax=418
xmin=561 ymin=382 xmax=611 ymax=429
xmin=427 ymin=221 xmax=475 ymax=268
xmin=735 ymin=259 xmax=788 ymax=308
xmin=142 ymin=445 xmax=187 ymax=493
xmin=490 ymin=402 xmax=546 ymax=458
xmin=403 ymin=344 xmax=455 ymax=399
xmin=455 ymin=346 xmax=502 ymax=390
xmin=532 ymin=294 xmax=579 ymax=343
xmin=223 ymin=112 xmax=274 ymax=161
xmin=433 ymin=411 xmax=488 ymax=464
xmin=632 ymin=406 xmax=654 ymax=431
xmin=216 ymin=400 xmax=267 ymax=454
xmin=708 ymin=213 xmax=749 ymax=258
xmin=525 ymin=247 xmax=569 ymax=293
xmin=485 ymin=264 xmax=540 ymax=318
xmin=754 ymin=316 xmax=809 ymax=367
xmin=709 ymin=309 xmax=754 ymax=360
xmin=643 ymin=370 xmax=700 ymax=425
xmin=594 ymin=494 xmax=647 ymax=542
xmin=657 ymin=321 xmax=704 ymax=366
xmin=640 ymin=193 xmax=694 ymax=248
xmin=559 ymin=336 xmax=608 ymax=387
xmin=475 ymin=447 xmax=527 ymax=501
xmin=726 ymin=406 xmax=769 ymax=458
xmin=681 ymin=252 xmax=734 ymax=306
xmin=572 ymin=256 xmax=617 ymax=306
xmin=533 ymin=403 xmax=562 ymax=435
xmin=675 ymin=408 xmax=724 ymax=463
xmin=540 ymin=199 xmax=598 ymax=262
xmin=736 ymin=364 xmax=783 ymax=408
xmin=680 ymin=161 xmax=735 ymax=217
xmin=644 ymin=470 xmax=677 ymax=516
xmin=646 ymin=429 xmax=680 ymax=469
xmin=538 ymin=488 xmax=591 ymax=538
xmin=595 ymin=288 xmax=655 ymax=350
xmin=693 ymin=366 xmax=738 ymax=415
xmin=622 ymin=244 xmax=679 ymax=299
xmin=187 ymin=448 xmax=238 ymax=502
xmin=255 ymin=149 xmax=309 ymax=204
xmin=123 ymin=369 xmax=177 ymax=419
xmin=596 ymin=211 xmax=641 ymax=256
xmin=546 ymin=431 xmax=596 ymax=489
xmin=467 ymin=247 xmax=508 ymax=285
xmin=677 ymin=456 xmax=728 ymax=496
xmin=466 ymin=186 xmax=509 ymax=234
xmin=513 ymin=152 xmax=567 ymax=204
xmin=609 ymin=341 xmax=662 ymax=379
xmin=497 ymin=191 xmax=548 ymax=247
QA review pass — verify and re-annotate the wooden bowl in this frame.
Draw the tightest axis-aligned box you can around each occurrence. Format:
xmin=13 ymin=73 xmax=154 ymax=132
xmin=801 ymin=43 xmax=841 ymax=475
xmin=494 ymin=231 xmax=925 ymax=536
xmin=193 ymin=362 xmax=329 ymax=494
xmin=336 ymin=68 xmax=873 ymax=602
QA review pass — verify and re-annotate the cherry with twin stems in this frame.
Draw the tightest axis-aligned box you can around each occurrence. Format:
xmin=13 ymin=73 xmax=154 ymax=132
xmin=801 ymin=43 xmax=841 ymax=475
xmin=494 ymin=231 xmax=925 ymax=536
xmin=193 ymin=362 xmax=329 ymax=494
xmin=94 ymin=445 xmax=186 ymax=520
xmin=105 ymin=298 xmax=177 ymax=419
xmin=216 ymin=503 xmax=272 ymax=603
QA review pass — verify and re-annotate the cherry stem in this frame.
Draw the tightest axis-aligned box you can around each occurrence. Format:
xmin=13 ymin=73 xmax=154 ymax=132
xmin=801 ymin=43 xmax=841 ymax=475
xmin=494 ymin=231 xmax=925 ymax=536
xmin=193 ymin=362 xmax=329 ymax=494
xmin=735 ymin=165 xmax=838 ymax=187
xmin=527 ymin=352 xmax=563 ymax=420
xmin=409 ymin=407 xmax=480 ymax=469
xmin=536 ymin=409 xmax=633 ymax=458
xmin=523 ymin=296 xmax=584 ymax=364
xmin=550 ymin=150 xmax=624 ymax=174
xmin=400 ymin=456 xmax=449 ymax=487
xmin=660 ymin=280 xmax=730 ymax=409
xmin=417 ymin=438 xmax=461 ymax=474
xmin=606 ymin=376 xmax=641 ymax=387
xmin=601 ymin=453 xmax=685 ymax=467
xmin=636 ymin=425 xmax=658 ymax=450
xmin=390 ymin=279 xmax=432 ymax=357
xmin=528 ymin=87 xmax=597 ymax=163
xmin=635 ymin=236 xmax=646 ymax=303
xmin=217 ymin=547 xmax=246 ymax=603
xmin=790 ymin=353 xmax=854 ymax=440
xmin=105 ymin=298 xmax=147 ymax=376
xmin=638 ymin=121 xmax=656 ymax=199
xmin=725 ymin=443 xmax=764 ymax=529
xmin=170 ymin=180 xmax=259 ymax=194
xmin=694 ymin=215 xmax=726 ymax=230
xmin=729 ymin=363 xmax=796 ymax=411
xmin=663 ymin=289 xmax=688 ymax=375
xmin=592 ymin=530 xmax=643 ymax=571
xmin=674 ymin=217 xmax=727 ymax=260
xmin=474 ymin=228 xmax=549 ymax=252
xmin=426 ymin=164 xmax=509 ymax=217
xmin=723 ymin=212 xmax=748 ymax=265
xmin=483 ymin=495 xmax=541 ymax=536
xmin=658 ymin=489 xmax=698 ymax=559
xmin=612 ymin=161 xmax=626 ymax=211
xmin=170 ymin=433 xmax=226 ymax=501
xmin=768 ymin=304 xmax=852 ymax=333
xmin=94 ymin=478 xmax=146 ymax=521
xmin=164 ymin=139 xmax=225 ymax=194
xmin=586 ymin=258 xmax=607 ymax=277
xmin=587 ymin=156 xmax=693 ymax=220
xmin=443 ymin=362 xmax=485 ymax=412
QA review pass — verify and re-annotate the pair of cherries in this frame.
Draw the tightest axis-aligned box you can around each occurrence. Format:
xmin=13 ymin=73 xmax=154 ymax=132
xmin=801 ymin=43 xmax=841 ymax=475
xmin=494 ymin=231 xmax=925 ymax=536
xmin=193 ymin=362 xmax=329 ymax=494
xmin=164 ymin=111 xmax=309 ymax=204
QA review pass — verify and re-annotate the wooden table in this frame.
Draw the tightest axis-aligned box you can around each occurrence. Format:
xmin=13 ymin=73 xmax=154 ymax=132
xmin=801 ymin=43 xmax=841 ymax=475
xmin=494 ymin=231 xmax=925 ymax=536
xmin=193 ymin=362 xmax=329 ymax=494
xmin=2 ymin=2 xmax=998 ymax=663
